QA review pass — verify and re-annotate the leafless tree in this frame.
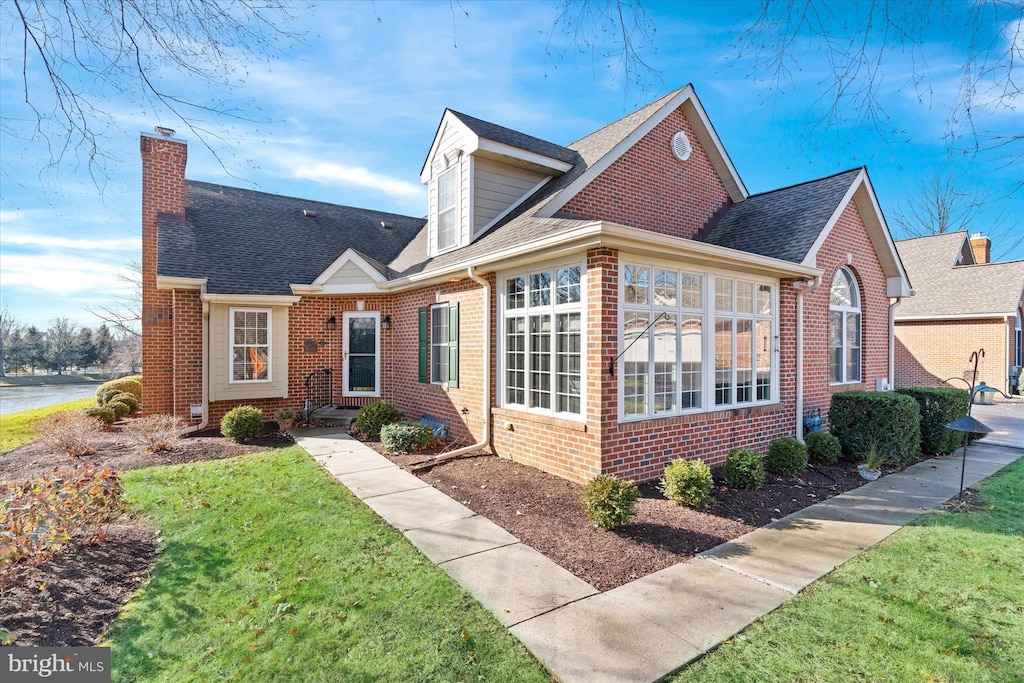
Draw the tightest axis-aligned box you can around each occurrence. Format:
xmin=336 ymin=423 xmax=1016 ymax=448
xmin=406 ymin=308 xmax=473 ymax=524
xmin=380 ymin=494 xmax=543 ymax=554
xmin=544 ymin=0 xmax=661 ymax=94
xmin=732 ymin=1 xmax=1023 ymax=168
xmin=88 ymin=260 xmax=142 ymax=338
xmin=0 ymin=303 xmax=19 ymax=378
xmin=3 ymin=0 xmax=306 ymax=186
xmin=892 ymin=172 xmax=1021 ymax=260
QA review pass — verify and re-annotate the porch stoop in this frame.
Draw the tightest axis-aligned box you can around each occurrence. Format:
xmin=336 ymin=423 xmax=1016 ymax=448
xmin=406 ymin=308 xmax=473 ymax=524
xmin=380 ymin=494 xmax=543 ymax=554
xmin=310 ymin=406 xmax=360 ymax=427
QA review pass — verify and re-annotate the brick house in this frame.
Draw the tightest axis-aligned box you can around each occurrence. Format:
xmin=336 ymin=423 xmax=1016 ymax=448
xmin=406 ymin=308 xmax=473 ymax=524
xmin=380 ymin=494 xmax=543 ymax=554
xmin=894 ymin=231 xmax=1024 ymax=395
xmin=142 ymin=85 xmax=912 ymax=484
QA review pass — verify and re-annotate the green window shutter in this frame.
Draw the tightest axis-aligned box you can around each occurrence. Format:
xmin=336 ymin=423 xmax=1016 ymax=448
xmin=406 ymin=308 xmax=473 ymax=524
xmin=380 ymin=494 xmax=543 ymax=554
xmin=418 ymin=307 xmax=428 ymax=383
xmin=448 ymin=303 xmax=459 ymax=388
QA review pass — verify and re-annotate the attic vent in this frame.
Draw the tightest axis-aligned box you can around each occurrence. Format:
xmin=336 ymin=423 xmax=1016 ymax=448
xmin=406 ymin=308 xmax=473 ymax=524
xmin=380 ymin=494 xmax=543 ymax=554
xmin=303 ymin=209 xmax=317 ymax=218
xmin=671 ymin=132 xmax=692 ymax=162
xmin=380 ymin=220 xmax=392 ymax=229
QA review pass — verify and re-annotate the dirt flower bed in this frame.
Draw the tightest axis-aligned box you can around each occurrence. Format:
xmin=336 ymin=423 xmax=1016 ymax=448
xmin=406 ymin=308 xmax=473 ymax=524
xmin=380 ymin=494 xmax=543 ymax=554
xmin=356 ymin=433 xmax=873 ymax=590
xmin=1 ymin=420 xmax=291 ymax=646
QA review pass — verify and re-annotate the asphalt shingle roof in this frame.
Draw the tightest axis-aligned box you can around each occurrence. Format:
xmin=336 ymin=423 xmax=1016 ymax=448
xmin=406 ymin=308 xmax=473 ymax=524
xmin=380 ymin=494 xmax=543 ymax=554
xmin=449 ymin=110 xmax=580 ymax=165
xmin=702 ymin=168 xmax=862 ymax=263
xmin=895 ymin=232 xmax=1024 ymax=319
xmin=158 ymin=181 xmax=425 ymax=295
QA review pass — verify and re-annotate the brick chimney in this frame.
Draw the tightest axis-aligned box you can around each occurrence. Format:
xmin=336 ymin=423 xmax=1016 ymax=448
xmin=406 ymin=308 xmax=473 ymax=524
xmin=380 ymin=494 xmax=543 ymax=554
xmin=140 ymin=128 xmax=187 ymax=415
xmin=970 ymin=232 xmax=990 ymax=264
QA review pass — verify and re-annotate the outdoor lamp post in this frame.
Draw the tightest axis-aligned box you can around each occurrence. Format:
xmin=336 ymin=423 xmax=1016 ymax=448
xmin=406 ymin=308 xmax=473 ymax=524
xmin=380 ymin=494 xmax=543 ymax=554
xmin=945 ymin=414 xmax=993 ymax=503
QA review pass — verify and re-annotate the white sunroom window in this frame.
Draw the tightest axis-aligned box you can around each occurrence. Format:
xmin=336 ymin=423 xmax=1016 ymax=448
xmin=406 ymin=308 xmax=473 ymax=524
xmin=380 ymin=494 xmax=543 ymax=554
xmin=502 ymin=264 xmax=582 ymax=416
xmin=621 ymin=263 xmax=776 ymax=420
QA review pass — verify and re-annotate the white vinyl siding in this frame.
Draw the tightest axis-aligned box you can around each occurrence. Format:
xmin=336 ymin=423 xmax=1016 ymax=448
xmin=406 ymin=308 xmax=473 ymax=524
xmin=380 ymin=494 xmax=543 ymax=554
xmin=427 ymin=122 xmax=470 ymax=256
xmin=472 ymin=158 xmax=547 ymax=232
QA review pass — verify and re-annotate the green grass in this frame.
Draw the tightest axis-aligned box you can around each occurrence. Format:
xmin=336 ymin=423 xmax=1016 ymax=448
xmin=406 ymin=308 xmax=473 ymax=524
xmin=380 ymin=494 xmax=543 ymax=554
xmin=672 ymin=458 xmax=1024 ymax=682
xmin=107 ymin=447 xmax=550 ymax=683
xmin=0 ymin=398 xmax=96 ymax=454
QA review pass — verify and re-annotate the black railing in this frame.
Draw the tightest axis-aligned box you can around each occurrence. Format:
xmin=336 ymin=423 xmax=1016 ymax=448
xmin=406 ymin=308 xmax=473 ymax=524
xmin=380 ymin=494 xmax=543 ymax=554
xmin=304 ymin=368 xmax=333 ymax=414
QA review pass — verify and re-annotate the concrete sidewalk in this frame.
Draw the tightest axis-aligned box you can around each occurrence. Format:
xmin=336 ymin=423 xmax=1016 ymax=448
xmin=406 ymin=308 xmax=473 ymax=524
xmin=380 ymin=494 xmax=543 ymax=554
xmin=292 ymin=428 xmax=1021 ymax=683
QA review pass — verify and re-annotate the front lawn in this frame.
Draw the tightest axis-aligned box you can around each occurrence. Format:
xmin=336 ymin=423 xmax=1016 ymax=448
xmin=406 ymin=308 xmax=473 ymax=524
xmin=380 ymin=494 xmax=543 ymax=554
xmin=672 ymin=458 xmax=1024 ymax=682
xmin=108 ymin=446 xmax=550 ymax=682
xmin=0 ymin=398 xmax=96 ymax=454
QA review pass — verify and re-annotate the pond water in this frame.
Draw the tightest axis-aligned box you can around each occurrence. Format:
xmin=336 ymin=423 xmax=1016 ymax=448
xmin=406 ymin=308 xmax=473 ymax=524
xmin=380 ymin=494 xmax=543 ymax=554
xmin=0 ymin=384 xmax=100 ymax=415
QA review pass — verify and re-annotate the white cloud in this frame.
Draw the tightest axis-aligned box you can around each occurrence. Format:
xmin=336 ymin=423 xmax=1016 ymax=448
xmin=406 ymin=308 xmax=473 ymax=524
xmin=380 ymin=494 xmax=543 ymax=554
xmin=286 ymin=158 xmax=424 ymax=198
xmin=0 ymin=252 xmax=129 ymax=295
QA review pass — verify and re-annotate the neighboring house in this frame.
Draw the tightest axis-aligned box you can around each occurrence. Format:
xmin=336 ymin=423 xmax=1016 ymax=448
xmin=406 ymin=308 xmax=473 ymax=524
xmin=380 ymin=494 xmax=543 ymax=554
xmin=142 ymin=85 xmax=912 ymax=484
xmin=894 ymin=231 xmax=1024 ymax=395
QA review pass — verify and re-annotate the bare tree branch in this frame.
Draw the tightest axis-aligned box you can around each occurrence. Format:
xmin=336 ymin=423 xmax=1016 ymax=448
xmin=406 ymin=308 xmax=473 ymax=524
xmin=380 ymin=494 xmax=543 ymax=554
xmin=87 ymin=260 xmax=142 ymax=338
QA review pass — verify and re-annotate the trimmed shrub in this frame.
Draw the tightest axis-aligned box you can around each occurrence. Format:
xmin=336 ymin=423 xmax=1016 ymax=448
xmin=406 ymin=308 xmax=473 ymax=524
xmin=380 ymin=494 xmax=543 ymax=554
xmin=659 ymin=458 xmax=714 ymax=509
xmin=111 ymin=392 xmax=139 ymax=413
xmin=96 ymin=377 xmax=142 ymax=402
xmin=106 ymin=400 xmax=131 ymax=420
xmin=380 ymin=421 xmax=434 ymax=453
xmin=766 ymin=437 xmax=808 ymax=476
xmin=830 ymin=391 xmax=921 ymax=465
xmin=96 ymin=388 xmax=120 ymax=405
xmin=724 ymin=449 xmax=765 ymax=490
xmin=123 ymin=414 xmax=187 ymax=453
xmin=805 ymin=431 xmax=842 ymax=465
xmin=896 ymin=387 xmax=970 ymax=455
xmin=38 ymin=411 xmax=103 ymax=456
xmin=582 ymin=475 xmax=640 ymax=529
xmin=354 ymin=401 xmax=401 ymax=439
xmin=86 ymin=404 xmax=117 ymax=426
xmin=220 ymin=405 xmax=264 ymax=441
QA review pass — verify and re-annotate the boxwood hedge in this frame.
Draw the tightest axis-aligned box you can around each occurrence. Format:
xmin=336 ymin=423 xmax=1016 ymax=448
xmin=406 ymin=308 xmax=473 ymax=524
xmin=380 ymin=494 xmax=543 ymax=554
xmin=829 ymin=391 xmax=921 ymax=465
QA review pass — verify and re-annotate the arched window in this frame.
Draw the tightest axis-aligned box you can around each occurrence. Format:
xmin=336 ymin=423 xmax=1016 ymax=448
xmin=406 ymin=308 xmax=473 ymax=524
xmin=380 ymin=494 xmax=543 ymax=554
xmin=829 ymin=267 xmax=861 ymax=384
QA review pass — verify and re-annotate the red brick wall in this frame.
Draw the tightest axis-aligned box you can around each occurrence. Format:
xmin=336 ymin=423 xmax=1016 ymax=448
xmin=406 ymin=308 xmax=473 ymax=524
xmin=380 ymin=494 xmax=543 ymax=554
xmin=140 ymin=134 xmax=187 ymax=416
xmin=895 ymin=318 xmax=1011 ymax=393
xmin=561 ymin=106 xmax=731 ymax=238
xmin=802 ymin=200 xmax=892 ymax=428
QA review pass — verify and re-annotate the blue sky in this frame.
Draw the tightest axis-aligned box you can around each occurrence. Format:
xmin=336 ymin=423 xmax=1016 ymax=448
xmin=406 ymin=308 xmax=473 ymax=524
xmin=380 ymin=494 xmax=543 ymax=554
xmin=1 ymin=0 xmax=1021 ymax=330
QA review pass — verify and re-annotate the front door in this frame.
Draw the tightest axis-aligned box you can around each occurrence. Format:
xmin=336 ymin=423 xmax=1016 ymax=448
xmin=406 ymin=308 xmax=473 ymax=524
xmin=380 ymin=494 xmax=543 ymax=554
xmin=343 ymin=311 xmax=380 ymax=397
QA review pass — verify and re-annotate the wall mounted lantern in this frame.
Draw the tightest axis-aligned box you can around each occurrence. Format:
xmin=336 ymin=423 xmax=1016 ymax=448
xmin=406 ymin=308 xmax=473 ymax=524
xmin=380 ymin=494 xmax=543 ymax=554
xmin=325 ymin=315 xmax=337 ymax=331
xmin=381 ymin=315 xmax=392 ymax=331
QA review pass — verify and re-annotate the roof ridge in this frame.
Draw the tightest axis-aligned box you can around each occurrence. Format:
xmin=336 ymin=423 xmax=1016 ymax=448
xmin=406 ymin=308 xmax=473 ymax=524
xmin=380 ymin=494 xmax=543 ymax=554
xmin=744 ymin=167 xmax=863 ymax=199
xmin=447 ymin=109 xmax=568 ymax=150
xmin=565 ymin=87 xmax=685 ymax=148
xmin=185 ymin=179 xmax=421 ymax=220
xmin=894 ymin=230 xmax=969 ymax=244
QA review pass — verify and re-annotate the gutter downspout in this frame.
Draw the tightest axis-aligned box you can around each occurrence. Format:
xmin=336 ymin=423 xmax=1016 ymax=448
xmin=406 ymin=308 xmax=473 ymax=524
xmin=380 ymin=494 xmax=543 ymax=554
xmin=409 ymin=266 xmax=491 ymax=469
xmin=889 ymin=298 xmax=902 ymax=391
xmin=794 ymin=276 xmax=821 ymax=442
xmin=182 ymin=285 xmax=210 ymax=434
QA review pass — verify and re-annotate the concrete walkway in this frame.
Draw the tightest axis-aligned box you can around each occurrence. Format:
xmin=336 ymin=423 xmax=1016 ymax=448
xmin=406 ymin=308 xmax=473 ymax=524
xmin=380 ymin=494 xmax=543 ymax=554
xmin=292 ymin=421 xmax=1022 ymax=683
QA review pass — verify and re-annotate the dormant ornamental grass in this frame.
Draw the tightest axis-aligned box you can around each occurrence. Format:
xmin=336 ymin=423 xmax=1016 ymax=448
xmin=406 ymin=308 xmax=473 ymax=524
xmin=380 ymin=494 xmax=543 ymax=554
xmin=107 ymin=446 xmax=548 ymax=682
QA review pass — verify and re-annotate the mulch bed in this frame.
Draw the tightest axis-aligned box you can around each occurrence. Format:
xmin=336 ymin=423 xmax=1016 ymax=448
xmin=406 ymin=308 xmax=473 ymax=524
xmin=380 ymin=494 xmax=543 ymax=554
xmin=356 ymin=433 xmax=870 ymax=590
xmin=1 ymin=422 xmax=290 ymax=647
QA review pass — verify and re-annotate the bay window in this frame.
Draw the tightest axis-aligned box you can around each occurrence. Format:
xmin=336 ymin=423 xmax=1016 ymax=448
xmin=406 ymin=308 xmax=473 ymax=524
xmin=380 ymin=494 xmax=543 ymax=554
xmin=622 ymin=263 xmax=776 ymax=419
xmin=502 ymin=264 xmax=582 ymax=417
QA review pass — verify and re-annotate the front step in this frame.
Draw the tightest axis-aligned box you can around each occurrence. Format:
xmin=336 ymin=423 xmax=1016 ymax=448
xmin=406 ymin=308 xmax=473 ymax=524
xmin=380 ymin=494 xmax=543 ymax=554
xmin=311 ymin=406 xmax=360 ymax=427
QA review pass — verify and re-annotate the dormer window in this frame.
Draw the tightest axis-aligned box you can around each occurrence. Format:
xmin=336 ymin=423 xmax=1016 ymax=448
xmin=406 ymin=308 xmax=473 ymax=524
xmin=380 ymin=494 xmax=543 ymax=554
xmin=437 ymin=166 xmax=458 ymax=251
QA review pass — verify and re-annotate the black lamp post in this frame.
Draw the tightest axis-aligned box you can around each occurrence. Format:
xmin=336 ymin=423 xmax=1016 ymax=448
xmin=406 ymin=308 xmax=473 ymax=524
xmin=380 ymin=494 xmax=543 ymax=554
xmin=942 ymin=349 xmax=1001 ymax=503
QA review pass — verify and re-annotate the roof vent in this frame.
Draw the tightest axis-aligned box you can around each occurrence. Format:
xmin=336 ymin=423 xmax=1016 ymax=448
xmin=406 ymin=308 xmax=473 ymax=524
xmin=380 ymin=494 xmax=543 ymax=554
xmin=303 ymin=209 xmax=317 ymax=218
xmin=380 ymin=220 xmax=392 ymax=229
xmin=154 ymin=126 xmax=175 ymax=138
xmin=671 ymin=131 xmax=692 ymax=162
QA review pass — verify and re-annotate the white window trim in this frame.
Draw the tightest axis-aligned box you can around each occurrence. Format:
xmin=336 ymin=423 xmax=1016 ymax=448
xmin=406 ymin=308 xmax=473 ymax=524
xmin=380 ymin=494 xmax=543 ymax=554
xmin=497 ymin=259 xmax=586 ymax=421
xmin=228 ymin=307 xmax=272 ymax=384
xmin=434 ymin=164 xmax=460 ymax=255
xmin=617 ymin=262 xmax=780 ymax=423
xmin=829 ymin=267 xmax=862 ymax=385
xmin=430 ymin=303 xmax=453 ymax=386
xmin=342 ymin=311 xmax=381 ymax=398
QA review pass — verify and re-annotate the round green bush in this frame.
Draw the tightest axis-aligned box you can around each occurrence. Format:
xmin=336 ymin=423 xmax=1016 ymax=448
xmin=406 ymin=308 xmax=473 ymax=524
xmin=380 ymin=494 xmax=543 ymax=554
xmin=381 ymin=421 xmax=434 ymax=453
xmin=111 ymin=392 xmax=139 ymax=413
xmin=829 ymin=391 xmax=921 ymax=465
xmin=805 ymin=431 xmax=842 ymax=465
xmin=582 ymin=475 xmax=640 ymax=529
xmin=96 ymin=377 xmax=142 ymax=402
xmin=86 ymin=404 xmax=117 ymax=426
xmin=766 ymin=436 xmax=808 ymax=476
xmin=107 ymin=400 xmax=131 ymax=420
xmin=659 ymin=458 xmax=714 ymax=509
xmin=221 ymin=405 xmax=264 ymax=441
xmin=724 ymin=449 xmax=765 ymax=490
xmin=354 ymin=401 xmax=401 ymax=439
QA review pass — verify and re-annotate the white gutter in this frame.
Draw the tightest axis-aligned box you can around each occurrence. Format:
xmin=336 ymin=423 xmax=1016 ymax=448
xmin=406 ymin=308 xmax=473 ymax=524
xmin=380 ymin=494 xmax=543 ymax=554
xmin=424 ymin=266 xmax=492 ymax=461
xmin=794 ymin=276 xmax=821 ymax=442
xmin=182 ymin=284 xmax=211 ymax=434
